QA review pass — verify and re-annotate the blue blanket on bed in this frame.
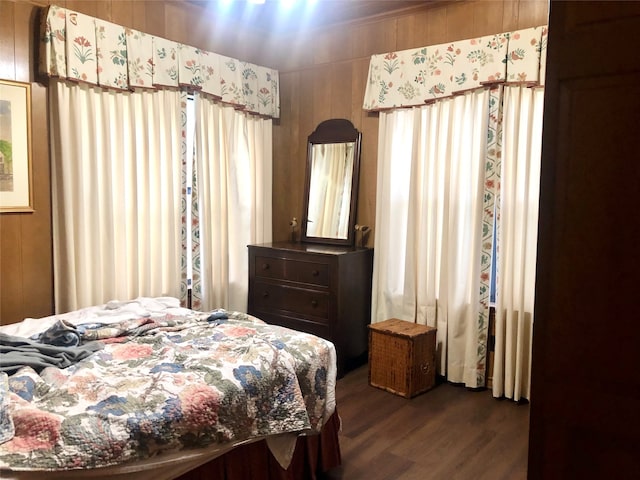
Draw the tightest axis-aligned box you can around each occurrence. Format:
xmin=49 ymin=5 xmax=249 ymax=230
xmin=0 ymin=333 xmax=103 ymax=375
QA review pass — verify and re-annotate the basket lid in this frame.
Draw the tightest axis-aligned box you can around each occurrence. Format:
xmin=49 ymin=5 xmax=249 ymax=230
xmin=369 ymin=318 xmax=436 ymax=338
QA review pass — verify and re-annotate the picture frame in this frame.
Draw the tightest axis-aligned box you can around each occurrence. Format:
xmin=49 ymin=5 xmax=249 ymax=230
xmin=0 ymin=79 xmax=33 ymax=213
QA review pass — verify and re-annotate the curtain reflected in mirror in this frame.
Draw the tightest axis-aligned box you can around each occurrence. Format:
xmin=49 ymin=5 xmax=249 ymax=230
xmin=301 ymin=118 xmax=361 ymax=246
xmin=306 ymin=142 xmax=355 ymax=239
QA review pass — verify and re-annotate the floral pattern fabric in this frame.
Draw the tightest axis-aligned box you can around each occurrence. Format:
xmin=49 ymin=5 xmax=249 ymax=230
xmin=219 ymin=54 xmax=244 ymax=106
xmin=153 ymin=36 xmax=179 ymax=88
xmin=200 ymin=50 xmax=221 ymax=97
xmin=40 ymin=5 xmax=280 ymax=118
xmin=125 ymin=28 xmax=154 ymax=88
xmin=475 ymin=85 xmax=503 ymax=387
xmin=0 ymin=373 xmax=14 ymax=445
xmin=95 ymin=19 xmax=128 ymax=90
xmin=64 ymin=10 xmax=96 ymax=84
xmin=178 ymin=44 xmax=202 ymax=89
xmin=0 ymin=312 xmax=335 ymax=472
xmin=363 ymin=25 xmax=548 ymax=111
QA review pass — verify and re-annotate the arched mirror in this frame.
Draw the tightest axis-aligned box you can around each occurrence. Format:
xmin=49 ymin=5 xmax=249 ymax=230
xmin=301 ymin=119 xmax=361 ymax=246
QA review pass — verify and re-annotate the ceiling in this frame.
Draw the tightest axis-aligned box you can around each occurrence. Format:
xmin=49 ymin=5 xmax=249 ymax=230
xmin=188 ymin=0 xmax=442 ymax=33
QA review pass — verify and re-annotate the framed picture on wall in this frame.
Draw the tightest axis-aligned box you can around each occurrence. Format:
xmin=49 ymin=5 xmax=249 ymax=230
xmin=0 ymin=79 xmax=33 ymax=213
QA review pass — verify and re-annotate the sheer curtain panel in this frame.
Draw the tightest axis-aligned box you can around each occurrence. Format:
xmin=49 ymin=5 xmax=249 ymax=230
xmin=193 ymin=96 xmax=272 ymax=312
xmin=372 ymin=89 xmax=491 ymax=387
xmin=492 ymin=86 xmax=544 ymax=401
xmin=50 ymin=80 xmax=183 ymax=312
xmin=366 ymin=25 xmax=547 ymax=397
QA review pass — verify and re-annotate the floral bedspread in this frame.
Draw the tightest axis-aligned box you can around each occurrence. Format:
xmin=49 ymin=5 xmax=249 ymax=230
xmin=0 ymin=311 xmax=336 ymax=472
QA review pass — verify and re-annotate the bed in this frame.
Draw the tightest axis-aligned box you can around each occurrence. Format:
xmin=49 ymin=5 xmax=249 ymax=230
xmin=0 ymin=297 xmax=341 ymax=480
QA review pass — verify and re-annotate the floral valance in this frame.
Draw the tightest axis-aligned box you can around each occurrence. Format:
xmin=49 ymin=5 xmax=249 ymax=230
xmin=39 ymin=5 xmax=280 ymax=118
xmin=363 ymin=25 xmax=547 ymax=111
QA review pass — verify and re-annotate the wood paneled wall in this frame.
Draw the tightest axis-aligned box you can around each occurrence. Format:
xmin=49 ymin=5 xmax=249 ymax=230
xmin=1 ymin=0 xmax=53 ymax=325
xmin=0 ymin=0 xmax=547 ymax=324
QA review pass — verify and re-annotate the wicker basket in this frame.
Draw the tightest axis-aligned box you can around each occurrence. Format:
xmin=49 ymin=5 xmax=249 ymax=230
xmin=368 ymin=318 xmax=437 ymax=398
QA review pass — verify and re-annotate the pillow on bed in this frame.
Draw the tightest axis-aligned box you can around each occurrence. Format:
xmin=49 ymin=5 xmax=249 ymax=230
xmin=0 ymin=372 xmax=14 ymax=444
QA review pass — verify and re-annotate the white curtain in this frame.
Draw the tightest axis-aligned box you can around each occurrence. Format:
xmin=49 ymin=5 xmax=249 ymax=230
xmin=50 ymin=80 xmax=183 ymax=312
xmin=194 ymin=96 xmax=272 ymax=312
xmin=372 ymin=89 xmax=491 ymax=387
xmin=373 ymin=84 xmax=543 ymax=396
xmin=492 ymin=86 xmax=544 ymax=401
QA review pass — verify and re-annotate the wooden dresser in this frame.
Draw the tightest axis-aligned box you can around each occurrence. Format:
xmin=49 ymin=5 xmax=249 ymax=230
xmin=248 ymin=242 xmax=374 ymax=377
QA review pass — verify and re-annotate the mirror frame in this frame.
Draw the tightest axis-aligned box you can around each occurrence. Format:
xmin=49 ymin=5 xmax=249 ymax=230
xmin=301 ymin=119 xmax=362 ymax=247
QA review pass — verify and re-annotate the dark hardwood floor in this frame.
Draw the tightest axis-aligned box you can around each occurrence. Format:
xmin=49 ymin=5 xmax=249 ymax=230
xmin=324 ymin=365 xmax=530 ymax=480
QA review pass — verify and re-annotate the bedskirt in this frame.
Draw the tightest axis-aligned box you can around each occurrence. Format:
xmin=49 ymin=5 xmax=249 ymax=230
xmin=177 ymin=409 xmax=341 ymax=480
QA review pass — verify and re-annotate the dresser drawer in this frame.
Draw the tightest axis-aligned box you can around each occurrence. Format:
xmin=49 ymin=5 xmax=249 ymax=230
xmin=248 ymin=242 xmax=374 ymax=378
xmin=255 ymin=255 xmax=329 ymax=287
xmin=252 ymin=282 xmax=329 ymax=321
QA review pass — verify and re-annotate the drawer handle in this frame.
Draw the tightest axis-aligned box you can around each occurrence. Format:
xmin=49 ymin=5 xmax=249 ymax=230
xmin=261 ymin=263 xmax=270 ymax=270
xmin=311 ymin=300 xmax=318 ymax=308
xmin=262 ymin=292 xmax=270 ymax=298
xmin=311 ymin=270 xmax=319 ymax=276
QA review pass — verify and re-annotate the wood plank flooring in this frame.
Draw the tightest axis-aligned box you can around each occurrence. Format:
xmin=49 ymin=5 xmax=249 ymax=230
xmin=323 ymin=365 xmax=530 ymax=480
